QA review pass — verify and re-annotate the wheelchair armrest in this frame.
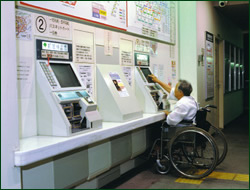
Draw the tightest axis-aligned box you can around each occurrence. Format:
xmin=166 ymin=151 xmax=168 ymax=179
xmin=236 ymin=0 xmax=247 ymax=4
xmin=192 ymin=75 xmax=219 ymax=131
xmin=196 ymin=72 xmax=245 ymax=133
xmin=161 ymin=122 xmax=170 ymax=128
xmin=177 ymin=120 xmax=193 ymax=126
xmin=175 ymin=120 xmax=194 ymax=127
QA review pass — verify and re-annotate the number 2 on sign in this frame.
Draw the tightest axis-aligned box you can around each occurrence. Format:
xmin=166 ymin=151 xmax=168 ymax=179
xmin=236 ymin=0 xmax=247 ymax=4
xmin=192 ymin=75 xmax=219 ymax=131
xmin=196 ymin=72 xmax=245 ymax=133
xmin=36 ymin=16 xmax=47 ymax=33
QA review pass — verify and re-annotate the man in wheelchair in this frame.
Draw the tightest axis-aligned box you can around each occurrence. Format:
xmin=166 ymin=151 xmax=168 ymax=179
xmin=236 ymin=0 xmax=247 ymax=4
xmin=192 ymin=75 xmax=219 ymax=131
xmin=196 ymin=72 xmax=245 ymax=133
xmin=148 ymin=76 xmax=220 ymax=179
xmin=148 ymin=75 xmax=198 ymax=127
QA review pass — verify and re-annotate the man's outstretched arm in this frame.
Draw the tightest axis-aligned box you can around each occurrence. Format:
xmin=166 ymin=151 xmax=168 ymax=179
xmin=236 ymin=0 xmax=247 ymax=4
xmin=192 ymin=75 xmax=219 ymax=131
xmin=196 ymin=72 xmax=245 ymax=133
xmin=148 ymin=74 xmax=171 ymax=93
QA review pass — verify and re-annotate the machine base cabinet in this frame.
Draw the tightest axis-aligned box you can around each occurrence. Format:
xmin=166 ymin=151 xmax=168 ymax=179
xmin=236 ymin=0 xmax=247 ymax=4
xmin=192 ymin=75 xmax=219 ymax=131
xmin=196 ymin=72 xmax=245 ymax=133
xmin=22 ymin=147 xmax=89 ymax=189
xmin=88 ymin=140 xmax=111 ymax=180
xmin=131 ymin=128 xmax=146 ymax=158
xmin=21 ymin=125 xmax=158 ymax=189
xmin=111 ymin=132 xmax=132 ymax=167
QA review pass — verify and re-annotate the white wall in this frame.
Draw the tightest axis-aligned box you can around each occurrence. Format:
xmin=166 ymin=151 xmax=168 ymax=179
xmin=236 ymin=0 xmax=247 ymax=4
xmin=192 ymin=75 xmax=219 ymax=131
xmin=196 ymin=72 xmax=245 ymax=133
xmin=179 ymin=1 xmax=244 ymax=126
xmin=1 ymin=1 xmax=21 ymax=189
xmin=178 ymin=1 xmax=198 ymax=100
xmin=196 ymin=1 xmax=243 ymax=125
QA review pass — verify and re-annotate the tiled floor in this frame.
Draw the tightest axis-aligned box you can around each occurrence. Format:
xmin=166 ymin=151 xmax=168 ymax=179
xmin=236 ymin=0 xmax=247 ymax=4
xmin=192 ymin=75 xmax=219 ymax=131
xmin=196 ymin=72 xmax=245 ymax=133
xmin=103 ymin=111 xmax=249 ymax=189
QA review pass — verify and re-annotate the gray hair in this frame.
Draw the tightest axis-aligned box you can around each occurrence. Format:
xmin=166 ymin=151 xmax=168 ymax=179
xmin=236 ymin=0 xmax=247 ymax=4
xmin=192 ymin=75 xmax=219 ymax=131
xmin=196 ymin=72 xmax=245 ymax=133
xmin=178 ymin=80 xmax=193 ymax=96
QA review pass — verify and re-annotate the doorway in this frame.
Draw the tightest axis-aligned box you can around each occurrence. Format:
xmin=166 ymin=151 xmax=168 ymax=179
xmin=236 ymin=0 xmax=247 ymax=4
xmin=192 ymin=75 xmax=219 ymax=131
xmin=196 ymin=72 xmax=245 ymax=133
xmin=214 ymin=38 xmax=224 ymax=129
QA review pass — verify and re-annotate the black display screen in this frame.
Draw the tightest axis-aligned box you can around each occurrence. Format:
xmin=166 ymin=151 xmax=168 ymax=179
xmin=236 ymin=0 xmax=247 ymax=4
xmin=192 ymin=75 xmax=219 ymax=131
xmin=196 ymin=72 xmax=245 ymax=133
xmin=50 ymin=63 xmax=81 ymax=88
xmin=140 ymin=67 xmax=154 ymax=83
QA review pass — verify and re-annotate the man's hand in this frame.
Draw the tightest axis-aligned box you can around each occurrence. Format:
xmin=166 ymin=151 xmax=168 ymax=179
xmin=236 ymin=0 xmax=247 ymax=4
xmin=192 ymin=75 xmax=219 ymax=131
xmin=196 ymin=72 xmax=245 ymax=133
xmin=162 ymin=110 xmax=170 ymax=115
xmin=148 ymin=74 xmax=171 ymax=93
xmin=148 ymin=74 xmax=160 ymax=83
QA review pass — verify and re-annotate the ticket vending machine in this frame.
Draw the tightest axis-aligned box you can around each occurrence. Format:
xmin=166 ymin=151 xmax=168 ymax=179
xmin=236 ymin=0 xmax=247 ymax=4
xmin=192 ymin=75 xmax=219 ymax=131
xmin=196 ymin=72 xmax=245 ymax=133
xmin=134 ymin=53 xmax=170 ymax=113
xmin=36 ymin=39 xmax=102 ymax=136
xmin=96 ymin=64 xmax=143 ymax=122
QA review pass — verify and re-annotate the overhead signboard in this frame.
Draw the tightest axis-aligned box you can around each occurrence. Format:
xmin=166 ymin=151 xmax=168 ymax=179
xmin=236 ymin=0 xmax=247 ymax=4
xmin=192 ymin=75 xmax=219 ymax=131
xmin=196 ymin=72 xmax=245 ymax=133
xmin=19 ymin=1 xmax=176 ymax=44
xmin=20 ymin=1 xmax=127 ymax=31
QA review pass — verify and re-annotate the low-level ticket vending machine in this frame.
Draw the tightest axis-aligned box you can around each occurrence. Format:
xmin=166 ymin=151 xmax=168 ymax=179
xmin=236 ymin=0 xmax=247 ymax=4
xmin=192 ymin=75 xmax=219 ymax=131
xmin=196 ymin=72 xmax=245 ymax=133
xmin=134 ymin=53 xmax=170 ymax=113
xmin=36 ymin=39 xmax=102 ymax=136
xmin=96 ymin=64 xmax=143 ymax=122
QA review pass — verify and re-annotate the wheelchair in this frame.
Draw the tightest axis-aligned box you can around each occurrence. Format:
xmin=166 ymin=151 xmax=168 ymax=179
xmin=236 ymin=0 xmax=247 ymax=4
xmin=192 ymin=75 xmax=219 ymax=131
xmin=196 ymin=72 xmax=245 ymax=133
xmin=149 ymin=105 xmax=228 ymax=179
xmin=196 ymin=105 xmax=228 ymax=166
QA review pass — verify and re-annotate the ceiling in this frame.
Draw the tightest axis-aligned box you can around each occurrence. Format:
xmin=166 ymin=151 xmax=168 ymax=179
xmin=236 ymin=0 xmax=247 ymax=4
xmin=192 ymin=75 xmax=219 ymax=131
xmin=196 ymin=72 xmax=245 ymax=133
xmin=213 ymin=1 xmax=249 ymax=33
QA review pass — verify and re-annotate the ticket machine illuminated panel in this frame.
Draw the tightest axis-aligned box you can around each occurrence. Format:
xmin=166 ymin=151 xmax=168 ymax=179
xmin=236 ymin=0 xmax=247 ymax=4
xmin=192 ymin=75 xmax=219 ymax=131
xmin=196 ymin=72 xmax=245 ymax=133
xmin=37 ymin=40 xmax=72 ymax=61
xmin=135 ymin=53 xmax=150 ymax=66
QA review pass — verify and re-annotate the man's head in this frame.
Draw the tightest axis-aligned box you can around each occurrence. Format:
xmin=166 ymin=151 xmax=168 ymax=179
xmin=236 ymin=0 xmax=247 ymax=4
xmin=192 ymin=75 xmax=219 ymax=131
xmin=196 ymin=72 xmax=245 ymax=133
xmin=174 ymin=80 xmax=193 ymax=100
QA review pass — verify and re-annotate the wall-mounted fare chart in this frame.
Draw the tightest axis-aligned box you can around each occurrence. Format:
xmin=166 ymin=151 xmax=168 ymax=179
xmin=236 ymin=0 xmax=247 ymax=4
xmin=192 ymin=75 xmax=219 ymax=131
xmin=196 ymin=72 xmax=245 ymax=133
xmin=19 ymin=1 xmax=176 ymax=44
xmin=20 ymin=1 xmax=127 ymax=30
xmin=127 ymin=1 xmax=176 ymax=44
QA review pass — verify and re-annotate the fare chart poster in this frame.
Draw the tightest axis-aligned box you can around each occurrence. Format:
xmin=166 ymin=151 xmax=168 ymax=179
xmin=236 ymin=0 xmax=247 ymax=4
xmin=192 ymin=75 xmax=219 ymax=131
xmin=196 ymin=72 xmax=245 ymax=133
xmin=20 ymin=1 xmax=127 ymax=30
xmin=19 ymin=1 xmax=176 ymax=44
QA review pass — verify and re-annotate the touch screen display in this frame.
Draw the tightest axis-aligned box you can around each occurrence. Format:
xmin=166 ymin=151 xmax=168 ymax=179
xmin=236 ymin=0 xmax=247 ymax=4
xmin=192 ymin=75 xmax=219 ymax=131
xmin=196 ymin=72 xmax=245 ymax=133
xmin=50 ymin=63 xmax=81 ymax=88
xmin=140 ymin=67 xmax=153 ymax=83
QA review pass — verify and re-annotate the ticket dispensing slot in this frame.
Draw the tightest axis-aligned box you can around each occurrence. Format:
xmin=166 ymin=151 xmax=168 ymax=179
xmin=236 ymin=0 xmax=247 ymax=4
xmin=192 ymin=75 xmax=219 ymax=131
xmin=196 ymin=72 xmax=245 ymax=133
xmin=134 ymin=53 xmax=169 ymax=113
xmin=36 ymin=39 xmax=102 ymax=136
xmin=61 ymin=102 xmax=82 ymax=133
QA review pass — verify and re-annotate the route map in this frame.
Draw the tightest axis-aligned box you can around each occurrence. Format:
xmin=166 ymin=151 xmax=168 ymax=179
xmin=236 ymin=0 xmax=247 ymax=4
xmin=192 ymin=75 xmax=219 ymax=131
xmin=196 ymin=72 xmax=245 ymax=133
xmin=136 ymin=1 xmax=169 ymax=33
xmin=16 ymin=10 xmax=32 ymax=40
xmin=128 ymin=1 xmax=176 ymax=43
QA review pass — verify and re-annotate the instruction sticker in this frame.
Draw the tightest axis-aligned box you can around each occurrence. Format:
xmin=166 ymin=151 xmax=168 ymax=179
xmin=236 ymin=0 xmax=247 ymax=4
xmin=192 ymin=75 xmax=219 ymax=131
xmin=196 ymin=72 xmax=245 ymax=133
xmin=109 ymin=72 xmax=129 ymax=97
xmin=78 ymin=64 xmax=93 ymax=95
xmin=122 ymin=66 xmax=132 ymax=86
xmin=75 ymin=44 xmax=93 ymax=63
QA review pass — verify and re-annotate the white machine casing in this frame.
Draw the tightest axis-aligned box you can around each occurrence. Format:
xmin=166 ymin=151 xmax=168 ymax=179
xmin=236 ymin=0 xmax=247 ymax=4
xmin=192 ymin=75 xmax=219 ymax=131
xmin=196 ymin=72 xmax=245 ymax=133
xmin=134 ymin=66 xmax=170 ymax=113
xmin=36 ymin=59 xmax=102 ymax=136
xmin=96 ymin=64 xmax=143 ymax=122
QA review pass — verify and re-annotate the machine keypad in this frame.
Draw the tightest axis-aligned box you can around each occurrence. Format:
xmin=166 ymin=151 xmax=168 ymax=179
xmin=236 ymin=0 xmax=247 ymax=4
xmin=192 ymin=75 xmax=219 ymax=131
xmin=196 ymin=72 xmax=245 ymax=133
xmin=40 ymin=62 xmax=57 ymax=87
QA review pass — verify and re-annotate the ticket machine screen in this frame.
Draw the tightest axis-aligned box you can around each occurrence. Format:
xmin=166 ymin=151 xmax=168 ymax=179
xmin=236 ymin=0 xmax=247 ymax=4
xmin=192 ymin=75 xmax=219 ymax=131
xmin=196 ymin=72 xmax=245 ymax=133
xmin=140 ymin=68 xmax=154 ymax=83
xmin=50 ymin=63 xmax=81 ymax=88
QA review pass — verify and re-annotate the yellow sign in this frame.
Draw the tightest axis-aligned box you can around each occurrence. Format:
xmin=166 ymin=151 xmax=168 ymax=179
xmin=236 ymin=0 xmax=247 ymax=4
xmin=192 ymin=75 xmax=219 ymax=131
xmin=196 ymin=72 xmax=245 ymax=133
xmin=99 ymin=10 xmax=106 ymax=16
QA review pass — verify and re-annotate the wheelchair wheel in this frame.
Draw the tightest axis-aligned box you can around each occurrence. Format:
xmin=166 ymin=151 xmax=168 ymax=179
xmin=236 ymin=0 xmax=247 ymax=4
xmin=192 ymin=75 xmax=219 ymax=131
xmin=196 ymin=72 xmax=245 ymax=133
xmin=206 ymin=122 xmax=228 ymax=166
xmin=168 ymin=127 xmax=219 ymax=179
xmin=155 ymin=155 xmax=172 ymax=174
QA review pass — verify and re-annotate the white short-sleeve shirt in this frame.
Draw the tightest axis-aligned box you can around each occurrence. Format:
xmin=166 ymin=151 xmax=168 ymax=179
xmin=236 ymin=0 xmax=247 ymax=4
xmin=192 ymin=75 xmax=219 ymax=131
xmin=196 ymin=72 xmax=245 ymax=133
xmin=167 ymin=87 xmax=198 ymax=126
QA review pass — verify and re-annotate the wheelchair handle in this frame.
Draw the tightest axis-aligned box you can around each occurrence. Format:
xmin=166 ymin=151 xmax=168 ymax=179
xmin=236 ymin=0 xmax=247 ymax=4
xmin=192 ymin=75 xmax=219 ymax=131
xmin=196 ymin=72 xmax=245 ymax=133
xmin=205 ymin=105 xmax=217 ymax=109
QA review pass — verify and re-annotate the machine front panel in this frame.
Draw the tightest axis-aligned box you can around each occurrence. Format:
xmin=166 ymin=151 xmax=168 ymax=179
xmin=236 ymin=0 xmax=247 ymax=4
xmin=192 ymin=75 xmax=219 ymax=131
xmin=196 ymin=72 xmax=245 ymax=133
xmin=54 ymin=90 xmax=94 ymax=104
xmin=36 ymin=38 xmax=102 ymax=136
